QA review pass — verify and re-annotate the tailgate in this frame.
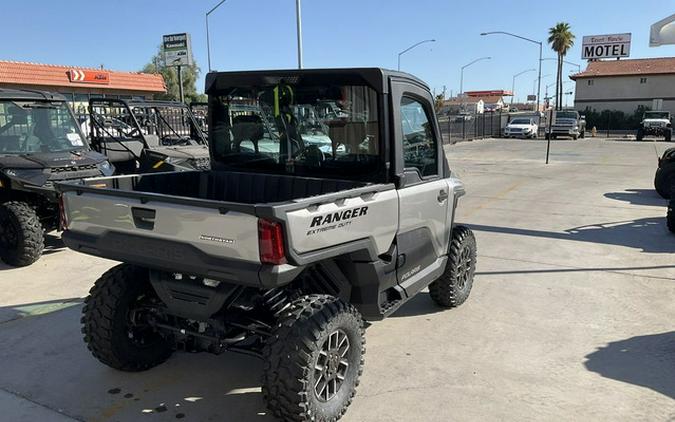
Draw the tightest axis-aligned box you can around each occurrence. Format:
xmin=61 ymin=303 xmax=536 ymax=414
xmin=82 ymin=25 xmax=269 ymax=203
xmin=61 ymin=190 xmax=262 ymax=282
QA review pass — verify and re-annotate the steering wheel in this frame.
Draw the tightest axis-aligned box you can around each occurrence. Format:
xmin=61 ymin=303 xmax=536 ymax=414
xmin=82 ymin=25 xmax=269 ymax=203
xmin=295 ymin=144 xmax=325 ymax=166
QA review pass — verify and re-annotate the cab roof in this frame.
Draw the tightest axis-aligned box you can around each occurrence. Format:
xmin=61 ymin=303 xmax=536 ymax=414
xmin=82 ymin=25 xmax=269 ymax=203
xmin=0 ymin=88 xmax=66 ymax=101
xmin=205 ymin=68 xmax=429 ymax=95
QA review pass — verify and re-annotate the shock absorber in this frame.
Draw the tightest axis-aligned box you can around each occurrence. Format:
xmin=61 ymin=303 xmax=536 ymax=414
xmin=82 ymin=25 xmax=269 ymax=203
xmin=261 ymin=288 xmax=292 ymax=317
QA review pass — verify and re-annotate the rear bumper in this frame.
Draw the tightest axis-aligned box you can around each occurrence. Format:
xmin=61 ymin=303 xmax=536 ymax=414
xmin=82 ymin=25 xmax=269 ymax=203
xmin=62 ymin=230 xmax=302 ymax=288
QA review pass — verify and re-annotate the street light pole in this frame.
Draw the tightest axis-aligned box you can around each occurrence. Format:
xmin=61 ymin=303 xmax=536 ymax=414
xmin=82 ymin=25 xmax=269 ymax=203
xmin=397 ymin=39 xmax=436 ymax=71
xmin=296 ymin=0 xmax=303 ymax=69
xmin=206 ymin=0 xmax=228 ymax=72
xmin=511 ymin=68 xmax=535 ymax=105
xmin=460 ymin=56 xmax=491 ymax=96
xmin=481 ymin=31 xmax=542 ymax=112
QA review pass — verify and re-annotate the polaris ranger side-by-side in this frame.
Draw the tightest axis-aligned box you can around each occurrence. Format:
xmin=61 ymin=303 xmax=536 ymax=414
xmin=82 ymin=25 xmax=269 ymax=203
xmin=58 ymin=68 xmax=477 ymax=421
xmin=0 ymin=89 xmax=113 ymax=266
xmin=87 ymin=98 xmax=210 ymax=174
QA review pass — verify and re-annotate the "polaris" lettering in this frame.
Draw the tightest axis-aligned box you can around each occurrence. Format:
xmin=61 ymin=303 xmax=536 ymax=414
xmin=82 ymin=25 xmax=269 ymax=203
xmin=310 ymin=206 xmax=368 ymax=228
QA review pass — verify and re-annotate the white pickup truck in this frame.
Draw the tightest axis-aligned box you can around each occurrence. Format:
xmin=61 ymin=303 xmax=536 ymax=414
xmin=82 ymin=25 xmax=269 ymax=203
xmin=58 ymin=68 xmax=476 ymax=421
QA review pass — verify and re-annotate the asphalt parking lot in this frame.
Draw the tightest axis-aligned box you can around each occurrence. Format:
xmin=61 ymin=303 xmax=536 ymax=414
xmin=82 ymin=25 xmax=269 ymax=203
xmin=1 ymin=138 xmax=674 ymax=421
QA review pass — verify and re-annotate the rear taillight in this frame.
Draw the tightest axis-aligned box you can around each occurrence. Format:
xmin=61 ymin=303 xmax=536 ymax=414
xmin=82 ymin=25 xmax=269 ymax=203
xmin=58 ymin=194 xmax=68 ymax=231
xmin=258 ymin=219 xmax=286 ymax=265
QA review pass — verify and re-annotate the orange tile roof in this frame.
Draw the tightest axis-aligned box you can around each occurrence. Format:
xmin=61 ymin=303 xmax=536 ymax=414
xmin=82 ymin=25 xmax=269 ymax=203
xmin=0 ymin=60 xmax=166 ymax=93
xmin=571 ymin=57 xmax=675 ymax=79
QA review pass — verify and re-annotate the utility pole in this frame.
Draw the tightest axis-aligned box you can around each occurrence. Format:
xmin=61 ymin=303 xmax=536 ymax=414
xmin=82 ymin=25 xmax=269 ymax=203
xmin=177 ymin=65 xmax=184 ymax=103
xmin=296 ymin=0 xmax=303 ymax=69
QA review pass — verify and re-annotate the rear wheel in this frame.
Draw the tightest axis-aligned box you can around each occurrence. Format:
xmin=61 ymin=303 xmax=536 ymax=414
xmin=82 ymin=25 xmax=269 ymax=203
xmin=668 ymin=201 xmax=675 ymax=233
xmin=429 ymin=225 xmax=477 ymax=308
xmin=0 ymin=201 xmax=43 ymax=267
xmin=263 ymin=294 xmax=364 ymax=422
xmin=82 ymin=264 xmax=173 ymax=372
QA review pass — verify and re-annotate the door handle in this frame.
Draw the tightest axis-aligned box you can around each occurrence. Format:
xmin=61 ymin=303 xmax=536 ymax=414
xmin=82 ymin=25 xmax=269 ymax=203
xmin=437 ymin=189 xmax=449 ymax=203
xmin=131 ymin=207 xmax=156 ymax=230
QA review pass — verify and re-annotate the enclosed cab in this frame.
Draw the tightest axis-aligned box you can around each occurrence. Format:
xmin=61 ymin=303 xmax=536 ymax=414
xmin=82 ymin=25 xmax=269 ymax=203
xmin=0 ymin=89 xmax=113 ymax=266
xmin=87 ymin=98 xmax=210 ymax=174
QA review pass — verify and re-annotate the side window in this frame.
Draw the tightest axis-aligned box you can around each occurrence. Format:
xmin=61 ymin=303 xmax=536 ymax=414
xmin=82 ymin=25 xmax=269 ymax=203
xmin=400 ymin=96 xmax=437 ymax=177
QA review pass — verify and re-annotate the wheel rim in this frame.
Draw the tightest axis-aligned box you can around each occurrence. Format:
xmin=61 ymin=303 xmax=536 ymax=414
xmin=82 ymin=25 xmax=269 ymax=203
xmin=456 ymin=246 xmax=473 ymax=290
xmin=314 ymin=329 xmax=350 ymax=402
xmin=0 ymin=214 xmax=18 ymax=249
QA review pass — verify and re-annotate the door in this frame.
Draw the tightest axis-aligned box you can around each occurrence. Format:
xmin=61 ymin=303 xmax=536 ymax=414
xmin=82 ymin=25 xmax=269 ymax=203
xmin=391 ymin=81 xmax=451 ymax=285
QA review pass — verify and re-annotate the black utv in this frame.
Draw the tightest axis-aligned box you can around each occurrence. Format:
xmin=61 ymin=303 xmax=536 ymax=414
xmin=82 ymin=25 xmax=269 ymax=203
xmin=87 ymin=98 xmax=210 ymax=174
xmin=0 ymin=89 xmax=113 ymax=266
xmin=654 ymin=147 xmax=675 ymax=199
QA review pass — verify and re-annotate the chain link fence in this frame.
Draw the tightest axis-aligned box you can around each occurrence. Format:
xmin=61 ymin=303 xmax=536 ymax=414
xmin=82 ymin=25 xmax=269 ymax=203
xmin=439 ymin=111 xmax=546 ymax=144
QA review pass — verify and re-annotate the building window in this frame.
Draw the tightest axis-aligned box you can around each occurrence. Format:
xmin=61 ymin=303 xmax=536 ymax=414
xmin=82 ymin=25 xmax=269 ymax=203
xmin=640 ymin=77 xmax=648 ymax=84
xmin=587 ymin=79 xmax=594 ymax=86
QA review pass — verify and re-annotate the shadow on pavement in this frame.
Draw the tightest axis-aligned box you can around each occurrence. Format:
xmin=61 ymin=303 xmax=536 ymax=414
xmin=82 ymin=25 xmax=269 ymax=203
xmin=389 ymin=291 xmax=447 ymax=318
xmin=470 ymin=217 xmax=674 ymax=253
xmin=584 ymin=331 xmax=675 ymax=400
xmin=0 ymin=305 xmax=273 ymax=421
xmin=0 ymin=298 xmax=82 ymax=324
xmin=476 ymin=264 xmax=675 ymax=277
xmin=604 ymin=189 xmax=667 ymax=207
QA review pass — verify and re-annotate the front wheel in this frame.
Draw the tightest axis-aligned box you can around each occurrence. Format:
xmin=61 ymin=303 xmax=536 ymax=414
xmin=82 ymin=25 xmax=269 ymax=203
xmin=81 ymin=264 xmax=173 ymax=372
xmin=637 ymin=128 xmax=644 ymax=141
xmin=0 ymin=201 xmax=44 ymax=267
xmin=429 ymin=225 xmax=477 ymax=308
xmin=665 ymin=130 xmax=672 ymax=142
xmin=263 ymin=294 xmax=365 ymax=422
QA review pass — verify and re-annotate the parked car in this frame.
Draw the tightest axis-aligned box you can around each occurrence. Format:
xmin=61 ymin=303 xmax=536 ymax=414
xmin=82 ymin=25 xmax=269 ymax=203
xmin=637 ymin=111 xmax=672 ymax=142
xmin=504 ymin=117 xmax=538 ymax=139
xmin=0 ymin=89 xmax=114 ymax=267
xmin=654 ymin=147 xmax=675 ymax=198
xmin=57 ymin=68 xmax=477 ymax=422
xmin=88 ymin=98 xmax=210 ymax=174
xmin=546 ymin=110 xmax=584 ymax=140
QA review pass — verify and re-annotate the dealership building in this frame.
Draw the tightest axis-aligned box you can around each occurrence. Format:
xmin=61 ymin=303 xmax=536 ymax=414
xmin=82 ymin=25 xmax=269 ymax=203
xmin=0 ymin=60 xmax=166 ymax=116
xmin=571 ymin=57 xmax=675 ymax=114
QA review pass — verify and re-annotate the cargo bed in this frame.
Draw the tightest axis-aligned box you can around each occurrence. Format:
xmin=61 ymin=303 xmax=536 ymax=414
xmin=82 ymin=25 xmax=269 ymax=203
xmin=57 ymin=170 xmax=398 ymax=287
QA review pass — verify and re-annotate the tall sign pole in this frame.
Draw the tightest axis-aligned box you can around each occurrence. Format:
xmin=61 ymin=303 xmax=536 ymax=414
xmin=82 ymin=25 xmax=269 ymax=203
xmin=296 ymin=0 xmax=303 ymax=69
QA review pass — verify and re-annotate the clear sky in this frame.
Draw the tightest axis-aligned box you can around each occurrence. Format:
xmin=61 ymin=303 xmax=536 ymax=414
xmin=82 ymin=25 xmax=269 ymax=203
xmin=3 ymin=0 xmax=675 ymax=102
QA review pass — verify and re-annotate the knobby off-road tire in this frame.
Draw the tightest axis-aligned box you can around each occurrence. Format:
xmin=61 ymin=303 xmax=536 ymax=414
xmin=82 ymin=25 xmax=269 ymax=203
xmin=0 ymin=201 xmax=43 ymax=267
xmin=667 ymin=202 xmax=675 ymax=233
xmin=655 ymin=164 xmax=675 ymax=199
xmin=636 ymin=128 xmax=644 ymax=142
xmin=263 ymin=294 xmax=365 ymax=422
xmin=82 ymin=264 xmax=173 ymax=372
xmin=429 ymin=225 xmax=477 ymax=308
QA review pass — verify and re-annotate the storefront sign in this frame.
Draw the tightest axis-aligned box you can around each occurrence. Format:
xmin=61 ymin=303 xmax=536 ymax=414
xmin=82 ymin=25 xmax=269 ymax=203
xmin=163 ymin=33 xmax=193 ymax=66
xmin=582 ymin=33 xmax=631 ymax=59
xmin=68 ymin=69 xmax=110 ymax=84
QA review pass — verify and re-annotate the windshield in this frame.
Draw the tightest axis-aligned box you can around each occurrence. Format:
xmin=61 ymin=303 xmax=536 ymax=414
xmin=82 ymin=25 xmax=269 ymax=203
xmin=555 ymin=111 xmax=578 ymax=120
xmin=0 ymin=100 xmax=86 ymax=154
xmin=510 ymin=119 xmax=531 ymax=125
xmin=210 ymin=82 xmax=382 ymax=181
xmin=645 ymin=111 xmax=670 ymax=119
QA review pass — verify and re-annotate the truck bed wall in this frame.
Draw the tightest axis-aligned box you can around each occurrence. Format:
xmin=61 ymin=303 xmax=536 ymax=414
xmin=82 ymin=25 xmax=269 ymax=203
xmin=104 ymin=171 xmax=368 ymax=204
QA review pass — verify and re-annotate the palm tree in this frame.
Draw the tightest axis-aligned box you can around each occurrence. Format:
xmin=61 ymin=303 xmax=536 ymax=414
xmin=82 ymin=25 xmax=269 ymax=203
xmin=548 ymin=23 xmax=575 ymax=110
